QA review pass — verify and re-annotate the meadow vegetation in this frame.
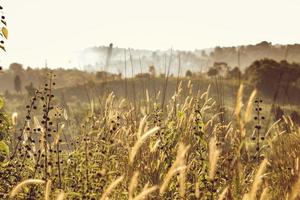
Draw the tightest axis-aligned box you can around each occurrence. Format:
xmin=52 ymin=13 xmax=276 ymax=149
xmin=1 ymin=63 xmax=300 ymax=200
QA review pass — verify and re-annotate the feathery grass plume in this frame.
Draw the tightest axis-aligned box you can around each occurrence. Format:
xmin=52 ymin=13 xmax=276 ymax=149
xmin=160 ymin=143 xmax=190 ymax=195
xmin=235 ymin=84 xmax=244 ymax=118
xmin=133 ymin=186 xmax=158 ymax=200
xmin=33 ymin=116 xmax=42 ymax=129
xmin=137 ymin=116 xmax=147 ymax=139
xmin=105 ymin=92 xmax=115 ymax=116
xmin=218 ymin=187 xmax=228 ymax=200
xmin=10 ymin=179 xmax=45 ymax=198
xmin=259 ymin=187 xmax=269 ymax=200
xmin=38 ymin=126 xmax=46 ymax=151
xmin=179 ymin=149 xmax=187 ymax=198
xmin=244 ymin=89 xmax=257 ymax=123
xmin=243 ymin=194 xmax=250 ymax=200
xmin=187 ymin=80 xmax=193 ymax=94
xmin=204 ymin=112 xmax=223 ymax=130
xmin=118 ymin=98 xmax=126 ymax=109
xmin=200 ymin=91 xmax=208 ymax=99
xmin=129 ymin=126 xmax=159 ymax=164
xmin=141 ymin=183 xmax=150 ymax=191
xmin=160 ymin=166 xmax=187 ymax=195
xmin=54 ymin=124 xmax=64 ymax=145
xmin=287 ymin=115 xmax=295 ymax=129
xmin=288 ymin=171 xmax=300 ymax=200
xmin=209 ymin=136 xmax=220 ymax=181
xmin=90 ymin=99 xmax=94 ymax=116
xmin=204 ymin=84 xmax=211 ymax=102
xmin=145 ymin=89 xmax=150 ymax=102
xmin=145 ymin=89 xmax=150 ymax=114
xmin=296 ymin=157 xmax=299 ymax=172
xmin=11 ymin=112 xmax=18 ymax=126
xmin=265 ymin=119 xmax=281 ymax=137
xmin=129 ymin=171 xmax=139 ymax=200
xmin=156 ymin=91 xmax=161 ymax=101
xmin=201 ymin=99 xmax=216 ymax=113
xmin=99 ymin=175 xmax=124 ymax=200
xmin=45 ymin=179 xmax=52 ymax=200
xmin=283 ymin=115 xmax=289 ymax=125
xmin=246 ymin=159 xmax=268 ymax=200
xmin=177 ymin=81 xmax=183 ymax=94
xmin=56 ymin=192 xmax=65 ymax=200
xmin=63 ymin=109 xmax=68 ymax=120
xmin=195 ymin=180 xmax=200 ymax=198
xmin=150 ymin=139 xmax=160 ymax=153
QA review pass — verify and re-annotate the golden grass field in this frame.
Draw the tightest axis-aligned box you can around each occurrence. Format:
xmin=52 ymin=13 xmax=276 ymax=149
xmin=1 ymin=71 xmax=300 ymax=200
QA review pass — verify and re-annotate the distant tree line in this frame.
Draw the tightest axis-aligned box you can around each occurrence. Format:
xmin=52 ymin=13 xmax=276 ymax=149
xmin=209 ymin=41 xmax=300 ymax=69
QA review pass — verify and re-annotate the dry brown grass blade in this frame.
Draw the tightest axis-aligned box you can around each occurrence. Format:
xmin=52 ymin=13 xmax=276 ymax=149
xmin=56 ymin=191 xmax=65 ymax=200
xmin=289 ymin=172 xmax=300 ymax=200
xmin=235 ymin=84 xmax=244 ymax=118
xmin=129 ymin=171 xmax=139 ymax=200
xmin=129 ymin=126 xmax=159 ymax=164
xmin=179 ymin=159 xmax=187 ymax=198
xmin=245 ymin=89 xmax=257 ymax=123
xmin=132 ymin=186 xmax=158 ymax=200
xmin=10 ymin=179 xmax=45 ymax=198
xmin=265 ymin=119 xmax=281 ymax=138
xmin=56 ymin=192 xmax=65 ymax=200
xmin=218 ymin=187 xmax=228 ymax=200
xmin=245 ymin=159 xmax=268 ymax=200
xmin=159 ymin=143 xmax=190 ymax=195
xmin=260 ymin=187 xmax=269 ymax=200
xmin=160 ymin=166 xmax=187 ymax=195
xmin=195 ymin=180 xmax=200 ymax=198
xmin=137 ymin=116 xmax=147 ymax=139
xmin=45 ymin=179 xmax=52 ymax=200
xmin=11 ymin=112 xmax=18 ymax=126
xmin=99 ymin=175 xmax=124 ymax=200
xmin=209 ymin=136 xmax=220 ymax=181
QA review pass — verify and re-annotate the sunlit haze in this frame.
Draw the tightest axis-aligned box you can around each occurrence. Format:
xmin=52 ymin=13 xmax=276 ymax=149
xmin=2 ymin=0 xmax=300 ymax=68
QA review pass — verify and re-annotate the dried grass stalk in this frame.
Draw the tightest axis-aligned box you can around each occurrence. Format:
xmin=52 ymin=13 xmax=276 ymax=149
xmin=235 ymin=84 xmax=244 ymax=118
xmin=133 ymin=186 xmax=158 ymax=200
xmin=160 ymin=143 xmax=190 ymax=195
xmin=10 ymin=179 xmax=45 ymax=198
xmin=129 ymin=171 xmax=139 ymax=200
xmin=99 ymin=176 xmax=124 ymax=200
xmin=45 ymin=179 xmax=52 ymax=200
xmin=129 ymin=126 xmax=159 ymax=164
xmin=209 ymin=136 xmax=220 ymax=180
xmin=244 ymin=159 xmax=268 ymax=200
xmin=245 ymin=89 xmax=257 ymax=123
xmin=56 ymin=192 xmax=65 ymax=200
xmin=218 ymin=187 xmax=228 ymax=200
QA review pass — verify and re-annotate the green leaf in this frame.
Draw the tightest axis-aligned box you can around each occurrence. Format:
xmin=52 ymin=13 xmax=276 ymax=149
xmin=0 ymin=97 xmax=4 ymax=109
xmin=0 ymin=141 xmax=9 ymax=157
xmin=0 ymin=45 xmax=5 ymax=52
xmin=0 ymin=160 xmax=9 ymax=167
xmin=1 ymin=20 xmax=7 ymax=26
xmin=67 ymin=192 xmax=81 ymax=197
xmin=178 ymin=111 xmax=185 ymax=119
xmin=1 ymin=27 xmax=8 ymax=39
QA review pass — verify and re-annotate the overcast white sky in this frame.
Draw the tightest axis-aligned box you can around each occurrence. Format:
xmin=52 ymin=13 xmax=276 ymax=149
xmin=1 ymin=0 xmax=300 ymax=68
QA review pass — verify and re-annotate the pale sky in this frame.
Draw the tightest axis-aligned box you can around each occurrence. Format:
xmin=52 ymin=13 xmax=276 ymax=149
xmin=1 ymin=0 xmax=300 ymax=68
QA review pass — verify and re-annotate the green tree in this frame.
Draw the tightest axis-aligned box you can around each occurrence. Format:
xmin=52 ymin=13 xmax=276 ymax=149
xmin=185 ymin=70 xmax=193 ymax=77
xmin=25 ymin=82 xmax=36 ymax=97
xmin=228 ymin=67 xmax=242 ymax=79
xmin=207 ymin=67 xmax=218 ymax=77
xmin=149 ymin=65 xmax=156 ymax=77
xmin=14 ymin=74 xmax=22 ymax=93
